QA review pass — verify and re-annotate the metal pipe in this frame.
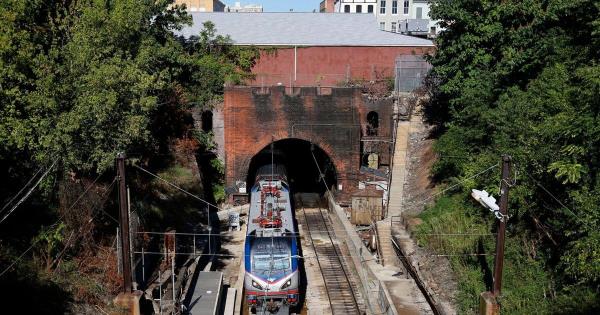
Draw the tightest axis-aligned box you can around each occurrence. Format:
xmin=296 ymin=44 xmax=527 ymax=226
xmin=171 ymin=255 xmax=175 ymax=307
xmin=142 ymin=246 xmax=145 ymax=282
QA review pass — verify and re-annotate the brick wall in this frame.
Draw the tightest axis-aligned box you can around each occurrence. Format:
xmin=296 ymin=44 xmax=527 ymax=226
xmin=249 ymin=46 xmax=433 ymax=87
xmin=223 ymin=85 xmax=394 ymax=204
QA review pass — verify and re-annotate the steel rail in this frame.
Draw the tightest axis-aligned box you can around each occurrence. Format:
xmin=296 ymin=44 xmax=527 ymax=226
xmin=300 ymin=203 xmax=361 ymax=314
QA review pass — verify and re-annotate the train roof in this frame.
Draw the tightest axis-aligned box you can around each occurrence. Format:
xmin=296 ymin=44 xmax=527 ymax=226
xmin=247 ymin=178 xmax=295 ymax=235
xmin=255 ymin=164 xmax=288 ymax=182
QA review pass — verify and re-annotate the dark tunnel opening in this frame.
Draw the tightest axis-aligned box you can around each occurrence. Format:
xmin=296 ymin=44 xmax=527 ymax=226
xmin=246 ymin=139 xmax=337 ymax=195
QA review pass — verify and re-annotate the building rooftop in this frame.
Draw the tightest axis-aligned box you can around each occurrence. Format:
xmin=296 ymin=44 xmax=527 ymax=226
xmin=177 ymin=12 xmax=434 ymax=47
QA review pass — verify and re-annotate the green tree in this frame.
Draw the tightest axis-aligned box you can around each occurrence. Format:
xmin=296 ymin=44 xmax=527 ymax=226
xmin=0 ymin=0 xmax=257 ymax=174
xmin=424 ymin=0 xmax=600 ymax=312
xmin=0 ymin=0 xmax=257 ymax=310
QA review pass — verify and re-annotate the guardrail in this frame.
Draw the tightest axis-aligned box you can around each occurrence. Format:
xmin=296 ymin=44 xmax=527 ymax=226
xmin=390 ymin=214 xmax=404 ymax=228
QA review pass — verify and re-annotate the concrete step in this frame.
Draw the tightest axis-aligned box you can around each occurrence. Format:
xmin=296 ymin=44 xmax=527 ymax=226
xmin=376 ymin=220 xmax=401 ymax=267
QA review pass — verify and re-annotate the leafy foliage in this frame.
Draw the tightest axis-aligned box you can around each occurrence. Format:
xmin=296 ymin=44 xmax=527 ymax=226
xmin=423 ymin=0 xmax=600 ymax=312
xmin=0 ymin=0 xmax=257 ymax=175
xmin=0 ymin=0 xmax=257 ymax=310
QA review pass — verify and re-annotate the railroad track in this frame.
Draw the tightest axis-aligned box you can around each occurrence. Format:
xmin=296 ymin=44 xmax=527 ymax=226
xmin=300 ymin=205 xmax=362 ymax=315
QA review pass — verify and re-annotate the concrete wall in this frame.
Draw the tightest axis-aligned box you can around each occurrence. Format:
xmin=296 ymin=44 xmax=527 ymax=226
xmin=249 ymin=46 xmax=432 ymax=87
xmin=326 ymin=193 xmax=398 ymax=315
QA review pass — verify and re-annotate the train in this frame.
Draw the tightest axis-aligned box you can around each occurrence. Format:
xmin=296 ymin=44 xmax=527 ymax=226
xmin=244 ymin=164 xmax=300 ymax=314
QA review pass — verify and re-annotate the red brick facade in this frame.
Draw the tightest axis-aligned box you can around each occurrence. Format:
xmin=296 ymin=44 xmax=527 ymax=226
xmin=249 ymin=46 xmax=433 ymax=87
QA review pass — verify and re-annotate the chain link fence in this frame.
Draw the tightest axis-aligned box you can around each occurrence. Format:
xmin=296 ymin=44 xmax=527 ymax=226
xmin=395 ymin=55 xmax=432 ymax=93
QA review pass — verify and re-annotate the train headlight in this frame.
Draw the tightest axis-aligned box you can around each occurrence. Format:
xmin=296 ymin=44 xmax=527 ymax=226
xmin=280 ymin=279 xmax=292 ymax=290
xmin=252 ymin=280 xmax=263 ymax=290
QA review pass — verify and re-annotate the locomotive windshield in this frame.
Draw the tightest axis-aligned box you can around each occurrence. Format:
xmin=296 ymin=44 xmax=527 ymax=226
xmin=251 ymin=237 xmax=291 ymax=279
xmin=253 ymin=254 xmax=290 ymax=270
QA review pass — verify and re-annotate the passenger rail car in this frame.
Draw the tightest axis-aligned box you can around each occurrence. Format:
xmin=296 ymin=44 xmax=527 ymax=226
xmin=244 ymin=164 xmax=299 ymax=314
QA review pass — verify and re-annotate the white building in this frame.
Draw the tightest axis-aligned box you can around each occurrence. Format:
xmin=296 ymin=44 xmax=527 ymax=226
xmin=225 ymin=1 xmax=263 ymax=12
xmin=334 ymin=0 xmax=377 ymax=14
xmin=327 ymin=0 xmax=441 ymax=37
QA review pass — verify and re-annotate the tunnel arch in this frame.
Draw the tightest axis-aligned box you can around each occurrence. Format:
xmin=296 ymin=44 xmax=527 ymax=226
xmin=246 ymin=138 xmax=338 ymax=195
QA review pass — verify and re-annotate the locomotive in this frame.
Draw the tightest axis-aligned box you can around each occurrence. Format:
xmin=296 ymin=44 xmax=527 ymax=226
xmin=244 ymin=164 xmax=299 ymax=314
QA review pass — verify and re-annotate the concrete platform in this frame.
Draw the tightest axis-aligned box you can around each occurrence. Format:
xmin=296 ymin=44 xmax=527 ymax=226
xmin=188 ymin=271 xmax=223 ymax=315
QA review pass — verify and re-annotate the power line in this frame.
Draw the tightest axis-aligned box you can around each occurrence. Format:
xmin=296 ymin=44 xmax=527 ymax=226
xmin=0 ymin=165 xmax=45 ymax=214
xmin=0 ymin=159 xmax=59 ymax=225
xmin=132 ymin=251 xmax=495 ymax=259
xmin=134 ymin=231 xmax=496 ymax=238
xmin=522 ymin=171 xmax=580 ymax=219
xmin=133 ymin=164 xmax=226 ymax=212
xmin=51 ymin=178 xmax=118 ymax=271
xmin=402 ymin=163 xmax=499 ymax=212
xmin=0 ymin=172 xmax=106 ymax=278
xmin=310 ymin=145 xmax=333 ymax=197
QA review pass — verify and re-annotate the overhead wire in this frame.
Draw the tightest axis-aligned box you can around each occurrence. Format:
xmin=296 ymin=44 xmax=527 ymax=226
xmin=0 ymin=172 xmax=106 ymax=278
xmin=0 ymin=165 xmax=45 ymax=214
xmin=0 ymin=159 xmax=59 ymax=225
xmin=309 ymin=144 xmax=334 ymax=197
xmin=134 ymin=231 xmax=495 ymax=237
xmin=133 ymin=164 xmax=226 ymax=212
xmin=51 ymin=177 xmax=118 ymax=272
xmin=401 ymin=162 xmax=499 ymax=212
xmin=131 ymin=251 xmax=496 ymax=259
xmin=521 ymin=171 xmax=580 ymax=219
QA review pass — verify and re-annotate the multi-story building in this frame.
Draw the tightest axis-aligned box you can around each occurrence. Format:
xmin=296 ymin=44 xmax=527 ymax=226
xmin=336 ymin=0 xmax=377 ymax=14
xmin=321 ymin=0 xmax=440 ymax=37
xmin=173 ymin=0 xmax=226 ymax=12
xmin=225 ymin=1 xmax=263 ymax=12
xmin=397 ymin=0 xmax=439 ymax=37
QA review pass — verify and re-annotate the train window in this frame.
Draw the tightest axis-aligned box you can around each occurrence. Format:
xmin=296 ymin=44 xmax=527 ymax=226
xmin=272 ymin=254 xmax=290 ymax=270
xmin=252 ymin=254 xmax=290 ymax=271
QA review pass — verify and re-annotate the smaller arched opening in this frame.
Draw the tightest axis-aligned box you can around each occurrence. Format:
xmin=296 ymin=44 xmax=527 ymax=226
xmin=366 ymin=111 xmax=379 ymax=136
xmin=201 ymin=111 xmax=213 ymax=132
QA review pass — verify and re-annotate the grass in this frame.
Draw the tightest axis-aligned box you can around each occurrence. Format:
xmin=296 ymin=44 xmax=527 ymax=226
xmin=414 ymin=195 xmax=558 ymax=314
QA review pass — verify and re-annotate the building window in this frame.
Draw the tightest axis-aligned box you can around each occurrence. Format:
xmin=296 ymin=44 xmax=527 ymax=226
xmin=416 ymin=7 xmax=423 ymax=19
xmin=344 ymin=4 xmax=350 ymax=12
xmin=392 ymin=0 xmax=397 ymax=14
xmin=367 ymin=111 xmax=379 ymax=136
xmin=391 ymin=22 xmax=397 ymax=32
xmin=356 ymin=4 xmax=362 ymax=13
xmin=380 ymin=0 xmax=386 ymax=14
xmin=201 ymin=111 xmax=213 ymax=132
xmin=368 ymin=5 xmax=374 ymax=13
xmin=430 ymin=26 xmax=436 ymax=34
xmin=380 ymin=22 xmax=385 ymax=30
xmin=403 ymin=0 xmax=409 ymax=14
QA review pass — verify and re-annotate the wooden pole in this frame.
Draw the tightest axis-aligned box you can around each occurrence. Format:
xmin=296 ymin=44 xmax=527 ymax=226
xmin=117 ymin=153 xmax=133 ymax=293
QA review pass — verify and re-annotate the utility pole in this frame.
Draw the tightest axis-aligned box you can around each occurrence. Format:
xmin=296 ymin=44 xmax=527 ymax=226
xmin=493 ymin=155 xmax=511 ymax=297
xmin=478 ymin=155 xmax=512 ymax=315
xmin=117 ymin=152 xmax=133 ymax=293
